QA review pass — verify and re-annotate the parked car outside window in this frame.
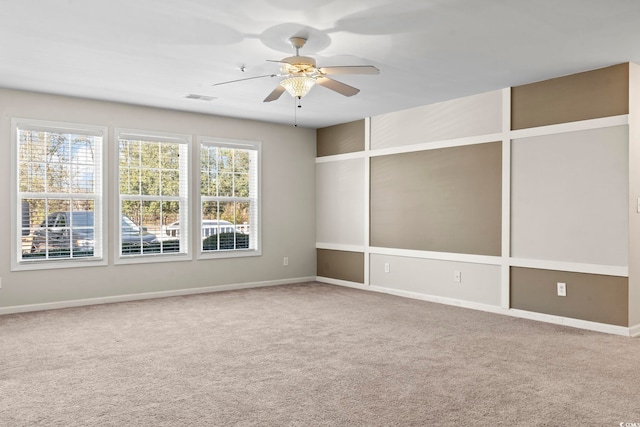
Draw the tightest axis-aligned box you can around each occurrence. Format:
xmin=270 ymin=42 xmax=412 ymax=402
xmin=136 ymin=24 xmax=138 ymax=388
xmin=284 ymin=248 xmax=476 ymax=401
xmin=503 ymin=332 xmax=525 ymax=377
xmin=30 ymin=211 xmax=157 ymax=253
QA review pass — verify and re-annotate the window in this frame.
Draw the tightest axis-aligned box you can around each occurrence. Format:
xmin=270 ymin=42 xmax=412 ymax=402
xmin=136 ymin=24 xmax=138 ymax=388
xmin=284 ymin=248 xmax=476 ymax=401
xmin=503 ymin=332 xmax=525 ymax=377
xmin=199 ymin=138 xmax=260 ymax=257
xmin=12 ymin=119 xmax=106 ymax=269
xmin=116 ymin=129 xmax=190 ymax=261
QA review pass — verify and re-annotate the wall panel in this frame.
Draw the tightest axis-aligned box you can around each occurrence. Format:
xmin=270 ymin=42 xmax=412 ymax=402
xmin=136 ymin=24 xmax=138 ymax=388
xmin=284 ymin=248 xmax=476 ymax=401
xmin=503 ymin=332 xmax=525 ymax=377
xmin=370 ymin=90 xmax=502 ymax=150
xmin=317 ymin=249 xmax=364 ymax=284
xmin=370 ymin=254 xmax=501 ymax=306
xmin=511 ymin=126 xmax=628 ymax=266
xmin=317 ymin=120 xmax=365 ymax=157
xmin=316 ymin=159 xmax=365 ymax=246
xmin=511 ymin=267 xmax=628 ymax=326
xmin=370 ymin=142 xmax=502 ymax=256
xmin=511 ymin=63 xmax=629 ymax=130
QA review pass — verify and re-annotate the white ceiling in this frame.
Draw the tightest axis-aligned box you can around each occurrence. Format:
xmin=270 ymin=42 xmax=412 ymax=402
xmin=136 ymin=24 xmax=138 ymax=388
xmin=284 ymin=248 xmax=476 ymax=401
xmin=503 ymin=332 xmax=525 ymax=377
xmin=2 ymin=0 xmax=640 ymax=128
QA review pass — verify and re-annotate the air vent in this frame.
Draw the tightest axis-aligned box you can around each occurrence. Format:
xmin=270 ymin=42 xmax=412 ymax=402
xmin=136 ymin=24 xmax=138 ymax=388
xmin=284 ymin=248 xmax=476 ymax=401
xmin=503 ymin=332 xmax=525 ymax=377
xmin=185 ymin=94 xmax=216 ymax=101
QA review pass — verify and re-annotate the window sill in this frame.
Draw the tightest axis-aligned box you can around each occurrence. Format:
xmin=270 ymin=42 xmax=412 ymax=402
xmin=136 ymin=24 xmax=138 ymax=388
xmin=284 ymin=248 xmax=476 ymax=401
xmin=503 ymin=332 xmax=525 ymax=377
xmin=115 ymin=252 xmax=193 ymax=265
xmin=197 ymin=249 xmax=262 ymax=260
xmin=12 ymin=257 xmax=108 ymax=272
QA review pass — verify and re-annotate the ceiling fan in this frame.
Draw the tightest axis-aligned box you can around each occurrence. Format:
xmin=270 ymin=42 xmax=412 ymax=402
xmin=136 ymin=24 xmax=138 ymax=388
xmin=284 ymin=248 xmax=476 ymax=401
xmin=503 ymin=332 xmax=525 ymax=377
xmin=212 ymin=36 xmax=380 ymax=102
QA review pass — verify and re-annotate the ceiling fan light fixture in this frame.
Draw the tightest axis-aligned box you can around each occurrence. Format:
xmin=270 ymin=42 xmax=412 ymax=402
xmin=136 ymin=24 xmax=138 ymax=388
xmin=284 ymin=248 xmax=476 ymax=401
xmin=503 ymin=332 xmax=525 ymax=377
xmin=280 ymin=76 xmax=316 ymax=98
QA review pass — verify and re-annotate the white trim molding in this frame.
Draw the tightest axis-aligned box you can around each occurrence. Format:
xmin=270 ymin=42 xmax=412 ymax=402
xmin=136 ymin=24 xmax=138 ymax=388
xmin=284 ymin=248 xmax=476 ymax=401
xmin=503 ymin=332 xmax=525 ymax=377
xmin=318 ymin=276 xmax=635 ymax=337
xmin=510 ymin=257 xmax=628 ymax=277
xmin=0 ymin=277 xmax=316 ymax=316
xmin=316 ymin=243 xmax=366 ymax=252
xmin=315 ymin=276 xmax=369 ymax=290
xmin=369 ymin=246 xmax=502 ymax=266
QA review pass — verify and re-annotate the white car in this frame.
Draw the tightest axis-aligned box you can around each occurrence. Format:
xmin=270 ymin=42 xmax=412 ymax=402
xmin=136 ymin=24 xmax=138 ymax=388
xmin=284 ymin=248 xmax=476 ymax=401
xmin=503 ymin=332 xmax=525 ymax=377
xmin=163 ymin=220 xmax=237 ymax=239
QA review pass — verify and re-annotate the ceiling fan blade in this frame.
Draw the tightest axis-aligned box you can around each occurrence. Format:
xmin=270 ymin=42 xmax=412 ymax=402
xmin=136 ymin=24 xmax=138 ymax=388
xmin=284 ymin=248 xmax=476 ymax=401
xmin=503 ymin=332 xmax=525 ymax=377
xmin=316 ymin=77 xmax=360 ymax=97
xmin=318 ymin=65 xmax=380 ymax=75
xmin=212 ymin=74 xmax=276 ymax=86
xmin=263 ymin=85 xmax=286 ymax=102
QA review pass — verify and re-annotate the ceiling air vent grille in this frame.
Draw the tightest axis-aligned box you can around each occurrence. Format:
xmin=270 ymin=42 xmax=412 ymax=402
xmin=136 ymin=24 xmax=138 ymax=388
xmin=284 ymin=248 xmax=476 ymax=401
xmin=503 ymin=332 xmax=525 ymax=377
xmin=185 ymin=94 xmax=216 ymax=101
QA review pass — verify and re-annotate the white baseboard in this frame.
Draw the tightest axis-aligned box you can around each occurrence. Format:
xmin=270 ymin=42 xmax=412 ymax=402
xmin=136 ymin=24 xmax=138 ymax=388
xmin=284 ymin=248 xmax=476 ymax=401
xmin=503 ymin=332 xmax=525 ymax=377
xmin=0 ymin=276 xmax=317 ymax=316
xmin=508 ymin=309 xmax=631 ymax=337
xmin=369 ymin=285 xmax=507 ymax=316
xmin=315 ymin=276 xmax=369 ymax=290
xmin=628 ymin=323 xmax=640 ymax=338
xmin=318 ymin=277 xmax=634 ymax=337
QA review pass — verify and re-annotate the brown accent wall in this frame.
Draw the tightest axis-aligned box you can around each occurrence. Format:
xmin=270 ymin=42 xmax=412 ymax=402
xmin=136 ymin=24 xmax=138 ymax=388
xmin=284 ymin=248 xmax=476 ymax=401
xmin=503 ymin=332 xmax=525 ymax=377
xmin=511 ymin=63 xmax=629 ymax=130
xmin=317 ymin=120 xmax=365 ymax=157
xmin=370 ymin=142 xmax=502 ymax=256
xmin=511 ymin=267 xmax=628 ymax=326
xmin=317 ymin=249 xmax=365 ymax=284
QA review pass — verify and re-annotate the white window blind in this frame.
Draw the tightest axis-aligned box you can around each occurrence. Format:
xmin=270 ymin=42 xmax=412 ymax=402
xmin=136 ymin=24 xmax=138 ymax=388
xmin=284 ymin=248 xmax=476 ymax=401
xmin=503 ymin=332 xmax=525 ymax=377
xmin=14 ymin=119 xmax=105 ymax=267
xmin=199 ymin=138 xmax=260 ymax=255
xmin=117 ymin=130 xmax=190 ymax=259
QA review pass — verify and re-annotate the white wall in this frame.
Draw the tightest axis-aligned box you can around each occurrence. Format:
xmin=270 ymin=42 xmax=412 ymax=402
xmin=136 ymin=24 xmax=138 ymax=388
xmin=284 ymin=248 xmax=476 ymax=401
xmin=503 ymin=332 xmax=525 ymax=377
xmin=369 ymin=254 xmax=501 ymax=306
xmin=0 ymin=88 xmax=317 ymax=309
xmin=316 ymin=159 xmax=365 ymax=247
xmin=370 ymin=89 xmax=503 ymax=149
xmin=511 ymin=126 xmax=629 ymax=267
xmin=628 ymin=63 xmax=640 ymax=329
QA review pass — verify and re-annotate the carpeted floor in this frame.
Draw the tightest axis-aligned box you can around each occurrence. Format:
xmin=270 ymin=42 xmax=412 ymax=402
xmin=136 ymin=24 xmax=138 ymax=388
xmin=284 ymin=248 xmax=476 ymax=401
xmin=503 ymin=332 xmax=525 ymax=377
xmin=1 ymin=282 xmax=639 ymax=426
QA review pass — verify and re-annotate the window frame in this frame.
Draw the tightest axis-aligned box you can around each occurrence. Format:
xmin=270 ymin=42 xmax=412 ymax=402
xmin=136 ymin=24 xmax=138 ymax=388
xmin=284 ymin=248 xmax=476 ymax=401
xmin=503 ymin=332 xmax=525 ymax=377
xmin=197 ymin=137 xmax=261 ymax=260
xmin=11 ymin=118 xmax=108 ymax=271
xmin=114 ymin=128 xmax=192 ymax=265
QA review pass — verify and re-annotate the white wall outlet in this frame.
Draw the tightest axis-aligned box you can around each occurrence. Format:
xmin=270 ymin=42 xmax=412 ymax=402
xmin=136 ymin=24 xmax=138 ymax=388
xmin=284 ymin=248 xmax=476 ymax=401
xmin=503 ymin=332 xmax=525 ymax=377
xmin=384 ymin=263 xmax=390 ymax=273
xmin=454 ymin=270 xmax=461 ymax=283
xmin=557 ymin=282 xmax=567 ymax=296
xmin=0 ymin=277 xmax=2 ymax=289
xmin=637 ymin=197 xmax=640 ymax=213
xmin=283 ymin=257 xmax=288 ymax=266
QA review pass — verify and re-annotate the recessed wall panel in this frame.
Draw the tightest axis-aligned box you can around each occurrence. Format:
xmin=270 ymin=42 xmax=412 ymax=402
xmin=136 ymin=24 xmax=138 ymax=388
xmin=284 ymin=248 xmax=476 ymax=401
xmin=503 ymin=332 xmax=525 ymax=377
xmin=370 ymin=90 xmax=502 ymax=150
xmin=317 ymin=120 xmax=365 ymax=157
xmin=317 ymin=249 xmax=364 ymax=284
xmin=511 ymin=126 xmax=628 ymax=266
xmin=316 ymin=159 xmax=364 ymax=246
xmin=511 ymin=267 xmax=628 ymax=326
xmin=511 ymin=63 xmax=629 ymax=130
xmin=370 ymin=254 xmax=501 ymax=306
xmin=370 ymin=142 xmax=502 ymax=256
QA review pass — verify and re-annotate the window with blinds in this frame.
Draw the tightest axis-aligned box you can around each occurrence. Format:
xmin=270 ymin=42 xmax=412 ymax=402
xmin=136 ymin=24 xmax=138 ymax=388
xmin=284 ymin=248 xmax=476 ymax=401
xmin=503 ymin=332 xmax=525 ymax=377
xmin=199 ymin=138 xmax=260 ymax=257
xmin=116 ymin=129 xmax=190 ymax=260
xmin=13 ymin=119 xmax=106 ymax=269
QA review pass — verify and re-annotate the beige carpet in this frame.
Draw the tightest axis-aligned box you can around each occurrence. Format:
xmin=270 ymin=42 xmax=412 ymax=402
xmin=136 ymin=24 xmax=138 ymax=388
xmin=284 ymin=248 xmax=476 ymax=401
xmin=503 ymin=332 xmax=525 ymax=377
xmin=1 ymin=282 xmax=639 ymax=426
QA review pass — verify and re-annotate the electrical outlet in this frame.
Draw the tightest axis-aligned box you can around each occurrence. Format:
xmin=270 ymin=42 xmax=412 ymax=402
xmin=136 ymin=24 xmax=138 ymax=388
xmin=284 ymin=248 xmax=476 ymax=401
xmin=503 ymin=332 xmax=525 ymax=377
xmin=454 ymin=270 xmax=461 ymax=283
xmin=0 ymin=277 xmax=2 ymax=289
xmin=283 ymin=257 xmax=288 ymax=266
xmin=557 ymin=282 xmax=567 ymax=297
xmin=384 ymin=263 xmax=390 ymax=273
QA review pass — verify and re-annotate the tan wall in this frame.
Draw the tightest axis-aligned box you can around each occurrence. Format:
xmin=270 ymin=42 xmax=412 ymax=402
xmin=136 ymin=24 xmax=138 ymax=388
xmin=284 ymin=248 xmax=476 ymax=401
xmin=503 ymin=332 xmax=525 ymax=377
xmin=317 ymin=249 xmax=364 ymax=284
xmin=316 ymin=120 xmax=365 ymax=157
xmin=0 ymin=88 xmax=317 ymax=309
xmin=511 ymin=267 xmax=628 ymax=326
xmin=511 ymin=63 xmax=629 ymax=130
xmin=370 ymin=142 xmax=502 ymax=256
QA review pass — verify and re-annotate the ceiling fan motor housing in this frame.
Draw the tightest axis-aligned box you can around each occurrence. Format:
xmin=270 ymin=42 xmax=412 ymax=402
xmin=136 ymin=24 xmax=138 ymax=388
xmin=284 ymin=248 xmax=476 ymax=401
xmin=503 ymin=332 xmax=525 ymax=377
xmin=281 ymin=56 xmax=317 ymax=74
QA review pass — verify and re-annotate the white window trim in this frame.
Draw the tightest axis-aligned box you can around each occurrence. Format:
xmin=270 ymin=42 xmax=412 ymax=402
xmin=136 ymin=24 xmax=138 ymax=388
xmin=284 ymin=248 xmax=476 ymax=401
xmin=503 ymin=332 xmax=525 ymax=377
xmin=11 ymin=118 xmax=108 ymax=271
xmin=197 ymin=136 xmax=262 ymax=260
xmin=114 ymin=128 xmax=192 ymax=265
